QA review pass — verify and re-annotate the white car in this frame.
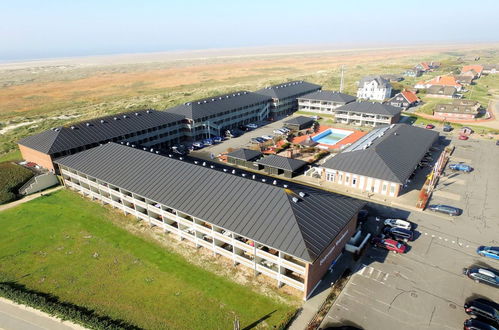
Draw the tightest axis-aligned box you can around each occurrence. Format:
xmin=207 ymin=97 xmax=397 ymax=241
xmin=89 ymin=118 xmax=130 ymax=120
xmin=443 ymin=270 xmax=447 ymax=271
xmin=273 ymin=129 xmax=285 ymax=135
xmin=261 ymin=135 xmax=273 ymax=140
xmin=246 ymin=123 xmax=258 ymax=129
xmin=384 ymin=218 xmax=412 ymax=230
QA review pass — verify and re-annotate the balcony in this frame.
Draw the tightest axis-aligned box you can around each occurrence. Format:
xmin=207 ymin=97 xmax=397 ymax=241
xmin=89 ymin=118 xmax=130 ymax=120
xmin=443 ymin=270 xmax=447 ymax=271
xmin=280 ymin=275 xmax=305 ymax=291
xmin=281 ymin=259 xmax=306 ymax=275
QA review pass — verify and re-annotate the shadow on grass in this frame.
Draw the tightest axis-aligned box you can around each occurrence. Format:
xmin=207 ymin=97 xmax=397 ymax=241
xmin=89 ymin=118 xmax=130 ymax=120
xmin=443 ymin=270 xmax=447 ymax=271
xmin=242 ymin=310 xmax=276 ymax=330
xmin=0 ymin=281 xmax=141 ymax=330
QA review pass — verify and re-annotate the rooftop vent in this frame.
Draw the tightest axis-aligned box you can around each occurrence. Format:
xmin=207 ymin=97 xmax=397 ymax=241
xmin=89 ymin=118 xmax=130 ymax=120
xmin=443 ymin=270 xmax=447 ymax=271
xmin=100 ymin=120 xmax=105 ymax=124
xmin=179 ymin=157 xmax=183 ymax=160
xmin=197 ymin=102 xmax=201 ymax=104
xmin=194 ymin=161 xmax=199 ymax=164
xmin=146 ymin=110 xmax=151 ymax=113
xmin=113 ymin=117 xmax=118 ymax=120
xmin=150 ymin=148 xmax=154 ymax=152
xmin=261 ymin=179 xmax=266 ymax=182
xmin=223 ymin=169 xmax=228 ymax=172
xmin=210 ymin=165 xmax=215 ymax=169
xmin=298 ymin=192 xmax=306 ymax=198
xmin=143 ymin=147 xmax=147 ymax=151
xmin=273 ymin=180 xmax=277 ymax=185
xmin=394 ymin=132 xmax=398 ymax=136
xmin=292 ymin=197 xmax=299 ymax=203
xmin=283 ymin=184 xmax=288 ymax=188
xmin=202 ymin=162 xmax=206 ymax=166
xmin=155 ymin=151 xmax=159 ymax=154
xmin=232 ymin=170 xmax=236 ymax=174
xmin=86 ymin=122 xmax=91 ymax=127
xmin=131 ymin=144 xmax=135 ymax=148
xmin=242 ymin=173 xmax=246 ymax=177
xmin=135 ymin=112 xmax=139 ymax=116
xmin=252 ymin=175 xmax=256 ymax=179
xmin=123 ymin=115 xmax=128 ymax=119
xmin=70 ymin=125 xmax=76 ymax=129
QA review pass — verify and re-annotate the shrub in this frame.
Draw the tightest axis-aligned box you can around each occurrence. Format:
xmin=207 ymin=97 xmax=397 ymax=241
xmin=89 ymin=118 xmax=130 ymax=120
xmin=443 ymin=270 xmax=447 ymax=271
xmin=0 ymin=282 xmax=140 ymax=330
xmin=0 ymin=162 xmax=34 ymax=204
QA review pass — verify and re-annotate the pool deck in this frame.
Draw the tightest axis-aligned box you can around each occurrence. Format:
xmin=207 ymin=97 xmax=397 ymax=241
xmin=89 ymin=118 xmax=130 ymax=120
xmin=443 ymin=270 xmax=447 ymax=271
xmin=292 ymin=126 xmax=367 ymax=150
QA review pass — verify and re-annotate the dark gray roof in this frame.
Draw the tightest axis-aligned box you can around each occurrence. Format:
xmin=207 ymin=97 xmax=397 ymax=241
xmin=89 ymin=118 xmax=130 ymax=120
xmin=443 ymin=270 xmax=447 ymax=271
xmin=226 ymin=148 xmax=262 ymax=161
xmin=322 ymin=124 xmax=439 ymax=184
xmin=17 ymin=110 xmax=185 ymax=155
xmin=298 ymin=90 xmax=356 ymax=103
xmin=359 ymin=75 xmax=391 ymax=88
xmin=284 ymin=116 xmax=315 ymax=126
xmin=455 ymin=75 xmax=474 ymax=84
xmin=55 ymin=143 xmax=365 ymax=262
xmin=336 ymin=101 xmax=402 ymax=116
xmin=427 ymin=86 xmax=457 ymax=96
xmin=255 ymin=80 xmax=321 ymax=100
xmin=165 ymin=91 xmax=271 ymax=120
xmin=257 ymin=155 xmax=308 ymax=172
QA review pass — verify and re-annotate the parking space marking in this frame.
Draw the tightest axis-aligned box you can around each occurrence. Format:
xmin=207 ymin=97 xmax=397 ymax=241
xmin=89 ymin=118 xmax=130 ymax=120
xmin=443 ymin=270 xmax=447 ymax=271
xmin=420 ymin=231 xmax=477 ymax=250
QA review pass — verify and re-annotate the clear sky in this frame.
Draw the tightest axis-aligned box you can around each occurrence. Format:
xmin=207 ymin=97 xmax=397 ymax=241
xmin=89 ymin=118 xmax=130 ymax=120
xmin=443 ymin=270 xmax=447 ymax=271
xmin=1 ymin=0 xmax=499 ymax=61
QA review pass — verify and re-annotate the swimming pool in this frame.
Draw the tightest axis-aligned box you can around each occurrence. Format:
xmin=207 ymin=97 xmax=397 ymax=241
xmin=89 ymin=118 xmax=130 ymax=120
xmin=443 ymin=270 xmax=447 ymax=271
xmin=312 ymin=128 xmax=353 ymax=146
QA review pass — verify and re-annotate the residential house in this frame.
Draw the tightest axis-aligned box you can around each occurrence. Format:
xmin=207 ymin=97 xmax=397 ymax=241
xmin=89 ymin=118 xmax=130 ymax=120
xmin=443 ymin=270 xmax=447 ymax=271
xmin=415 ymin=76 xmax=463 ymax=92
xmin=380 ymin=74 xmax=404 ymax=82
xmin=404 ymin=68 xmax=423 ymax=77
xmin=454 ymin=75 xmax=474 ymax=85
xmin=415 ymin=62 xmax=431 ymax=72
xmin=434 ymin=100 xmax=481 ymax=120
xmin=334 ymin=101 xmax=402 ymax=126
xmin=320 ymin=124 xmax=439 ymax=197
xmin=425 ymin=86 xmax=458 ymax=99
xmin=482 ymin=64 xmax=499 ymax=74
xmin=356 ymin=76 xmax=393 ymax=101
xmin=461 ymin=65 xmax=484 ymax=78
xmin=387 ymin=90 xmax=420 ymax=109
xmin=297 ymin=90 xmax=356 ymax=114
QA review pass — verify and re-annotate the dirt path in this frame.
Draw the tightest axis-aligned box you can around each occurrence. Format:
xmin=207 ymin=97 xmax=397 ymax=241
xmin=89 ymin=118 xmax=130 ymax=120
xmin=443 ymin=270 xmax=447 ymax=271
xmin=0 ymin=186 xmax=63 ymax=212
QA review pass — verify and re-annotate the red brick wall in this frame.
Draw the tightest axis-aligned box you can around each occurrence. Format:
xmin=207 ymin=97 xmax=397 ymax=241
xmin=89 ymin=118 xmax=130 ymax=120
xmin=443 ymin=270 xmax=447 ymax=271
xmin=304 ymin=215 xmax=358 ymax=299
xmin=18 ymin=145 xmax=54 ymax=171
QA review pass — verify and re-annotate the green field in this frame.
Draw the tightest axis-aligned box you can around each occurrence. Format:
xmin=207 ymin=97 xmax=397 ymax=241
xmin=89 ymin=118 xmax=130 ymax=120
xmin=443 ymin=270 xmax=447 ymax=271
xmin=0 ymin=190 xmax=297 ymax=329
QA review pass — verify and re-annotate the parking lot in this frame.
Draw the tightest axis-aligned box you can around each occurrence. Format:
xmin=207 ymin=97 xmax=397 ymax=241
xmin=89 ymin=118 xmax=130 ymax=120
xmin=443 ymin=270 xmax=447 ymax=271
xmin=188 ymin=116 xmax=296 ymax=162
xmin=322 ymin=137 xmax=499 ymax=330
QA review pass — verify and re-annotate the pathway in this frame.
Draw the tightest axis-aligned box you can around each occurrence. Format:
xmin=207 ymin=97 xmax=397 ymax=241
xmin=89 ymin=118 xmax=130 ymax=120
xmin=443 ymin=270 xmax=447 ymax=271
xmin=0 ymin=186 xmax=63 ymax=212
xmin=0 ymin=297 xmax=85 ymax=330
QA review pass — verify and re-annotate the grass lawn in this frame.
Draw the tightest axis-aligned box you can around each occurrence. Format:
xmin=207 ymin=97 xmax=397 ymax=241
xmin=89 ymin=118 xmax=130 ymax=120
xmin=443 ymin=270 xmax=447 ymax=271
xmin=0 ymin=150 xmax=22 ymax=163
xmin=0 ymin=190 xmax=297 ymax=329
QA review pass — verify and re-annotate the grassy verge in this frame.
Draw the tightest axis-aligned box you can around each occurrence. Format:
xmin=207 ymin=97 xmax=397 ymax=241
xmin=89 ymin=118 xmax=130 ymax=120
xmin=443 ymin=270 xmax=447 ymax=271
xmin=0 ymin=162 xmax=34 ymax=204
xmin=0 ymin=150 xmax=22 ymax=163
xmin=0 ymin=190 xmax=297 ymax=329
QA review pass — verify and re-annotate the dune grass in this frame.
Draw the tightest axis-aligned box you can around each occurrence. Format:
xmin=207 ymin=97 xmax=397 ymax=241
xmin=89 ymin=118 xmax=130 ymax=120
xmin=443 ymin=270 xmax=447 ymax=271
xmin=0 ymin=189 xmax=296 ymax=329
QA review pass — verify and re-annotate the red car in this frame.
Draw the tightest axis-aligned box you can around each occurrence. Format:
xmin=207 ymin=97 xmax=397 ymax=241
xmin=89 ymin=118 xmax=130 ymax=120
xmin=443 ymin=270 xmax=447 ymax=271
xmin=425 ymin=124 xmax=435 ymax=129
xmin=459 ymin=135 xmax=469 ymax=140
xmin=371 ymin=237 xmax=407 ymax=253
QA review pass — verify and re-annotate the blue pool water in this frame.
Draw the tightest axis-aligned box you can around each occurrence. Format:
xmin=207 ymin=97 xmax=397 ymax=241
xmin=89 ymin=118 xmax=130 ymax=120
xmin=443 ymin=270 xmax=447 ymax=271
xmin=312 ymin=128 xmax=352 ymax=146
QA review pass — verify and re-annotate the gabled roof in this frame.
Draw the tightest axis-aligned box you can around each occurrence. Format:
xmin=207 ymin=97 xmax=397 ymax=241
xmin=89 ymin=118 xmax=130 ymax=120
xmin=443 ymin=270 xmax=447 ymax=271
xmin=400 ymin=90 xmax=420 ymax=104
xmin=418 ymin=62 xmax=431 ymax=70
xmin=284 ymin=116 xmax=315 ymax=126
xmin=255 ymin=80 xmax=321 ymax=100
xmin=419 ymin=76 xmax=462 ymax=88
xmin=359 ymin=75 xmax=391 ymax=88
xmin=18 ymin=110 xmax=185 ymax=155
xmin=336 ymin=101 xmax=402 ymax=116
xmin=461 ymin=65 xmax=483 ymax=74
xmin=426 ymin=85 xmax=457 ymax=96
xmin=55 ymin=143 xmax=365 ymax=262
xmin=226 ymin=148 xmax=262 ymax=161
xmin=322 ymin=124 xmax=439 ymax=184
xmin=298 ymin=90 xmax=356 ymax=103
xmin=256 ymin=155 xmax=308 ymax=172
xmin=455 ymin=75 xmax=474 ymax=84
xmin=165 ymin=91 xmax=271 ymax=120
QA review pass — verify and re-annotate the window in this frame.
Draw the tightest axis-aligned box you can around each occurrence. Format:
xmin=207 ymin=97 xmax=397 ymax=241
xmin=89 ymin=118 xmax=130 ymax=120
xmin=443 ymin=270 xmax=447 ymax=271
xmin=382 ymin=183 xmax=387 ymax=193
xmin=390 ymin=186 xmax=395 ymax=194
xmin=352 ymin=177 xmax=357 ymax=185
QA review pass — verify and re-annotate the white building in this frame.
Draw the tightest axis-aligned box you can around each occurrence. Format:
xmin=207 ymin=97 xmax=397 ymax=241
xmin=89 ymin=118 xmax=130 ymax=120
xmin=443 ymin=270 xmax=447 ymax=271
xmin=356 ymin=76 xmax=392 ymax=101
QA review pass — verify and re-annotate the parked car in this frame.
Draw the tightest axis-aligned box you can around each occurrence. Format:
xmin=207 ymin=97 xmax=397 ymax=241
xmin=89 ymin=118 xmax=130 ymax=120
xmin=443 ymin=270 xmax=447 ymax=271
xmin=250 ymin=138 xmax=262 ymax=144
xmin=460 ymin=135 xmax=470 ymax=140
xmin=280 ymin=127 xmax=290 ymax=133
xmin=496 ymin=140 xmax=499 ymax=146
xmin=383 ymin=227 xmax=415 ymax=242
xmin=449 ymin=163 xmax=473 ymax=172
xmin=261 ymin=135 xmax=273 ymax=140
xmin=371 ymin=237 xmax=407 ymax=253
xmin=384 ymin=218 xmax=412 ymax=230
xmin=463 ymin=266 xmax=499 ymax=287
xmin=273 ymin=129 xmax=286 ymax=135
xmin=472 ymin=299 xmax=499 ymax=312
xmin=426 ymin=124 xmax=435 ymax=129
xmin=259 ymin=136 xmax=271 ymax=141
xmin=464 ymin=300 xmax=499 ymax=326
xmin=212 ymin=136 xmax=223 ymax=143
xmin=464 ymin=318 xmax=498 ymax=330
xmin=202 ymin=138 xmax=213 ymax=146
xmin=171 ymin=145 xmax=188 ymax=155
xmin=428 ymin=204 xmax=462 ymax=216
xmin=192 ymin=141 xmax=204 ymax=149
xmin=443 ymin=125 xmax=453 ymax=132
xmin=476 ymin=246 xmax=499 ymax=260
xmin=246 ymin=123 xmax=258 ymax=129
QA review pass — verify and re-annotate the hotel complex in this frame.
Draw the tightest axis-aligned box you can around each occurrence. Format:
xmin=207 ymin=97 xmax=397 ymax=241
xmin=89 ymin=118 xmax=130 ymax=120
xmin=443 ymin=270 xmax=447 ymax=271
xmin=56 ymin=143 xmax=365 ymax=299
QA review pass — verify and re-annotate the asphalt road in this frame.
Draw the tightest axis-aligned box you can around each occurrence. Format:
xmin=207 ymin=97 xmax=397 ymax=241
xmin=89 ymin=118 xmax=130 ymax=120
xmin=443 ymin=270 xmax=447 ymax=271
xmin=0 ymin=299 xmax=80 ymax=330
xmin=322 ymin=137 xmax=499 ymax=330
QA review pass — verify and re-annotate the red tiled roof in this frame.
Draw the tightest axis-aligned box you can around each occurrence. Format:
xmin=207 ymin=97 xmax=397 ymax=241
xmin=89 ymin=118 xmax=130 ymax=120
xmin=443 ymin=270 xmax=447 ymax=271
xmin=423 ymin=76 xmax=462 ymax=88
xmin=461 ymin=65 xmax=483 ymax=74
xmin=401 ymin=90 xmax=419 ymax=104
xmin=420 ymin=62 xmax=431 ymax=70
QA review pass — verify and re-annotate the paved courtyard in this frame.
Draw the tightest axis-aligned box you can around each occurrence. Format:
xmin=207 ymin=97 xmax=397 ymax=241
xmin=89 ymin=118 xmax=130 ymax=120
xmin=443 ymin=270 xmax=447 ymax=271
xmin=321 ymin=137 xmax=499 ymax=330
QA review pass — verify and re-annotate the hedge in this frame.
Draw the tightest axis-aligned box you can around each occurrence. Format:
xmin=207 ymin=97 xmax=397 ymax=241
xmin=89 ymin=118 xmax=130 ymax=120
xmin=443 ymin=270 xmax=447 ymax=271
xmin=0 ymin=282 xmax=141 ymax=330
xmin=0 ymin=162 xmax=34 ymax=204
